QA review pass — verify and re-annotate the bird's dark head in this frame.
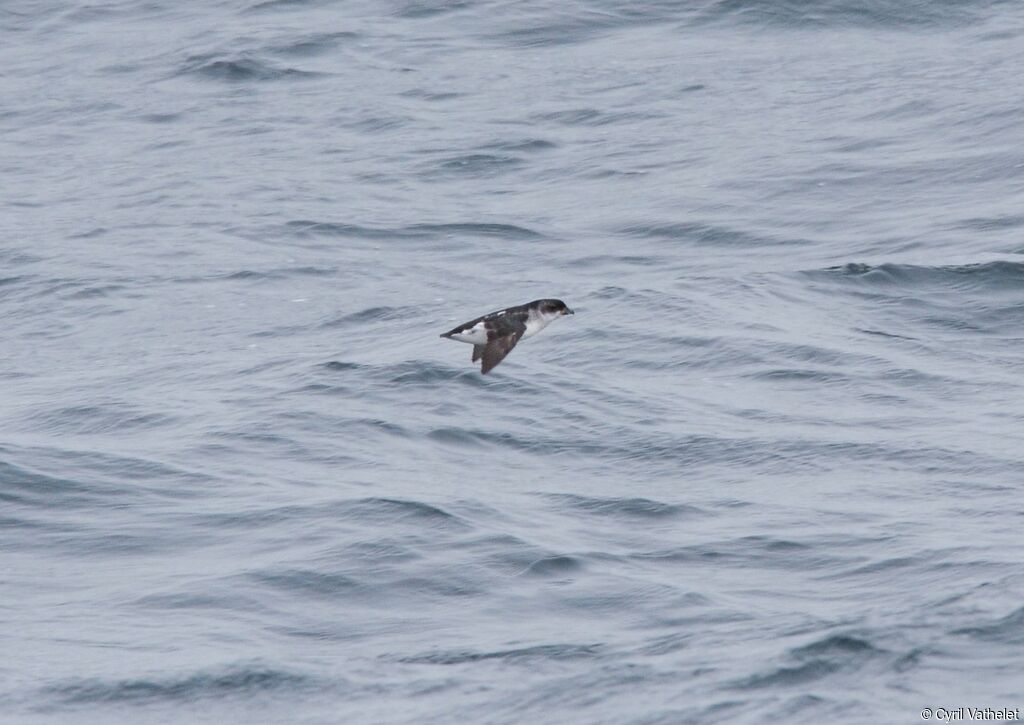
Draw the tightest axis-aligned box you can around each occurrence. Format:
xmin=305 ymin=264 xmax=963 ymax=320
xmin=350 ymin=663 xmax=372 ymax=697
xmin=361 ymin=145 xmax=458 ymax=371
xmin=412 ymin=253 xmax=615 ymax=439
xmin=536 ymin=299 xmax=574 ymax=318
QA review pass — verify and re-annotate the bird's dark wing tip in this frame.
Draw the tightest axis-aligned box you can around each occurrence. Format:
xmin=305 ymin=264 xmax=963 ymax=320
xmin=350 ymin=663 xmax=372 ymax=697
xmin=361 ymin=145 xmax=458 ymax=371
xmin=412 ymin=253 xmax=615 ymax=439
xmin=479 ymin=331 xmax=522 ymax=374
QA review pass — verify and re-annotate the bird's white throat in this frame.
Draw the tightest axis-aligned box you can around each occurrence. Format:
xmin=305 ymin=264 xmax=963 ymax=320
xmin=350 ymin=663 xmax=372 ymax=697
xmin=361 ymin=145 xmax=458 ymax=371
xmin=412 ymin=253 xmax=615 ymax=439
xmin=523 ymin=309 xmax=557 ymax=339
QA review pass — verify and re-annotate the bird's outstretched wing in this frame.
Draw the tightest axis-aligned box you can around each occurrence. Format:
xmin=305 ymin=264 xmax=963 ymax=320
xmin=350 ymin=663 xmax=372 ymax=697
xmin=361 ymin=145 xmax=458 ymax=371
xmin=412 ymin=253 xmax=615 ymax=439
xmin=472 ymin=345 xmax=484 ymax=362
xmin=480 ymin=316 xmax=526 ymax=374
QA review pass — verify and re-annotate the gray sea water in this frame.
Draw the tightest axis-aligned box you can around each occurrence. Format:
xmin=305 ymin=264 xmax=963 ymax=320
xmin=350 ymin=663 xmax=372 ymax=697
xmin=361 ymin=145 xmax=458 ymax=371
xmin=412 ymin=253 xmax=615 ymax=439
xmin=4 ymin=1 xmax=1024 ymax=723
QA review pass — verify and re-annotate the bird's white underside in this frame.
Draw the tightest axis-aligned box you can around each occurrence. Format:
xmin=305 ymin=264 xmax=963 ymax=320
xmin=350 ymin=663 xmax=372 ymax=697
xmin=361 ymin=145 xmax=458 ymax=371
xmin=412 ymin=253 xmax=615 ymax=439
xmin=523 ymin=316 xmax=550 ymax=338
xmin=447 ymin=313 xmax=555 ymax=345
xmin=449 ymin=324 xmax=488 ymax=345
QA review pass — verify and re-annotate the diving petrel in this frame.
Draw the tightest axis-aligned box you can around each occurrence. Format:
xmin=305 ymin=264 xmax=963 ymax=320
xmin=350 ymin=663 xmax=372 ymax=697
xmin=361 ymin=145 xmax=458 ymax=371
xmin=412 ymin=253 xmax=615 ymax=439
xmin=440 ymin=299 xmax=574 ymax=374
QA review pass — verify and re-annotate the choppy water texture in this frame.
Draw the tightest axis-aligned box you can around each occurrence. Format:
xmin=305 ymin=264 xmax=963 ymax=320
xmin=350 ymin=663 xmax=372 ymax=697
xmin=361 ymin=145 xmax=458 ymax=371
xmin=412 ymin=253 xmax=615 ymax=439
xmin=3 ymin=1 xmax=1024 ymax=723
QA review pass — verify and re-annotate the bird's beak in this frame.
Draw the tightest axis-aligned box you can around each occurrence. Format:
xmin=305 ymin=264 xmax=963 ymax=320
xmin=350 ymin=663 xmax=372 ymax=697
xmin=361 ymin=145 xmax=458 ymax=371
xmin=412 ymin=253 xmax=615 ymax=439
xmin=565 ymin=308 xmax=574 ymax=315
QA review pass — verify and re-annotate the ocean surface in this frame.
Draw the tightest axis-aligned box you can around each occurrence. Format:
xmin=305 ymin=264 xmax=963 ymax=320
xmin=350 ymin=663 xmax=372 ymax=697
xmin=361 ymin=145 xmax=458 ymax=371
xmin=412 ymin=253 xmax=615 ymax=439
xmin=3 ymin=1 xmax=1024 ymax=723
